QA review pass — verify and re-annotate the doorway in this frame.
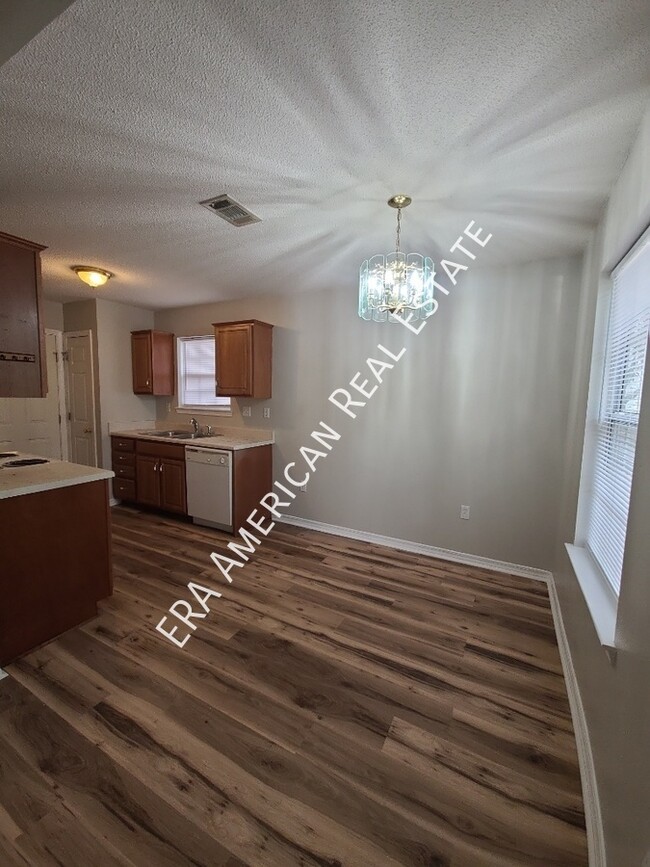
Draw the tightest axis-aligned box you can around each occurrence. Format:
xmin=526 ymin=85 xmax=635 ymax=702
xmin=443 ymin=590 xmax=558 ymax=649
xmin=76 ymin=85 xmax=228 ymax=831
xmin=63 ymin=330 xmax=99 ymax=467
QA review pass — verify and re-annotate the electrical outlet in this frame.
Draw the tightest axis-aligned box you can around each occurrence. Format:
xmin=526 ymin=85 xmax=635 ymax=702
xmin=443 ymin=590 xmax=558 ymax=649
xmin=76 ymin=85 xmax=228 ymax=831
xmin=460 ymin=505 xmax=470 ymax=520
xmin=242 ymin=406 xmax=252 ymax=418
xmin=263 ymin=407 xmax=271 ymax=419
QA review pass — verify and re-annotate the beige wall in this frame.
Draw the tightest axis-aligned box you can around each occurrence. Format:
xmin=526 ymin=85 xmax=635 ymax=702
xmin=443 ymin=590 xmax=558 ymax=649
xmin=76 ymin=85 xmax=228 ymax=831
xmin=553 ymin=101 xmax=650 ymax=866
xmin=42 ymin=299 xmax=63 ymax=331
xmin=156 ymin=254 xmax=581 ymax=571
xmin=95 ymin=298 xmax=155 ymax=471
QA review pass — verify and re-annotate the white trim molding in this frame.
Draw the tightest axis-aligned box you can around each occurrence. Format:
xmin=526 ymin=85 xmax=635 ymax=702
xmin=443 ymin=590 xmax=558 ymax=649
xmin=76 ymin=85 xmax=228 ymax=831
xmin=545 ymin=576 xmax=607 ymax=867
xmin=279 ymin=514 xmax=551 ymax=580
xmin=566 ymin=543 xmax=618 ymax=658
xmin=279 ymin=513 xmax=606 ymax=867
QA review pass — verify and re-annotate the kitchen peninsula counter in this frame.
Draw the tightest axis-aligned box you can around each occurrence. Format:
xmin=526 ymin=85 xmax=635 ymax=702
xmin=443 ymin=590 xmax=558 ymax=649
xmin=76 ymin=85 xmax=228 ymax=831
xmin=0 ymin=455 xmax=114 ymax=666
xmin=0 ymin=453 xmax=113 ymax=499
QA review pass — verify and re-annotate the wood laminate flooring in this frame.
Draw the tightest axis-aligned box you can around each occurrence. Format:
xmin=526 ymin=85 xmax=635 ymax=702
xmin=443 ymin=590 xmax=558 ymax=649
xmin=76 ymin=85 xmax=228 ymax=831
xmin=0 ymin=507 xmax=588 ymax=866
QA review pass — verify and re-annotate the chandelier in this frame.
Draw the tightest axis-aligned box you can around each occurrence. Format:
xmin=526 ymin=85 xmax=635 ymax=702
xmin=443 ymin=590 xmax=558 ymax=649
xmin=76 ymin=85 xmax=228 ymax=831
xmin=359 ymin=195 xmax=435 ymax=322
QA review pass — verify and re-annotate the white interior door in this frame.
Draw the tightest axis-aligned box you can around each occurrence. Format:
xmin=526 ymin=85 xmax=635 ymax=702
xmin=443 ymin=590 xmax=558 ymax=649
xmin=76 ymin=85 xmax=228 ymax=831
xmin=64 ymin=331 xmax=98 ymax=467
xmin=0 ymin=331 xmax=66 ymax=458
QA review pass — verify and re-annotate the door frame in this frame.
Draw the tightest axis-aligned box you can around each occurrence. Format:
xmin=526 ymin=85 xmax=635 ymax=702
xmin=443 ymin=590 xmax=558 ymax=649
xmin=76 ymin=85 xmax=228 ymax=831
xmin=47 ymin=329 xmax=69 ymax=462
xmin=63 ymin=329 xmax=99 ymax=467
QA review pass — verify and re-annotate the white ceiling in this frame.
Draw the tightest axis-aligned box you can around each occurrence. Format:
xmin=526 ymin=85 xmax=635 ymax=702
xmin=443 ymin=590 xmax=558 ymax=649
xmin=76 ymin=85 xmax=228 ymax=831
xmin=1 ymin=0 xmax=649 ymax=309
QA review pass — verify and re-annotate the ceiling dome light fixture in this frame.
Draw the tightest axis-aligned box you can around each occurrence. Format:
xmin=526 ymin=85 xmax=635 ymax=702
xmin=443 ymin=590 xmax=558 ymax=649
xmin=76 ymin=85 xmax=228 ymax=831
xmin=359 ymin=195 xmax=435 ymax=322
xmin=71 ymin=265 xmax=113 ymax=288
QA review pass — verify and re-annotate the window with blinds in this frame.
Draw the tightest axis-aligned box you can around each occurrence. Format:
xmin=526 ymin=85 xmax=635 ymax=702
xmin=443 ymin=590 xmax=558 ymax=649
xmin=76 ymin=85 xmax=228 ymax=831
xmin=585 ymin=230 xmax=650 ymax=596
xmin=177 ymin=336 xmax=231 ymax=411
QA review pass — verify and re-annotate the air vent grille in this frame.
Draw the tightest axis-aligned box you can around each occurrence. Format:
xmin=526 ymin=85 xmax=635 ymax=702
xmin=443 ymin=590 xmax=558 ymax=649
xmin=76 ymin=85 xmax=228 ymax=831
xmin=199 ymin=194 xmax=261 ymax=227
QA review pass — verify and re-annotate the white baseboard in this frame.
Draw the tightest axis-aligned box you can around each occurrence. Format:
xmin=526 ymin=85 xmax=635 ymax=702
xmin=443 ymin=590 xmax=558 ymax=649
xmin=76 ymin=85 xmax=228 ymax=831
xmin=109 ymin=497 xmax=119 ymax=507
xmin=278 ymin=513 xmax=551 ymax=581
xmin=278 ymin=512 xmax=605 ymax=867
xmin=545 ymin=578 xmax=606 ymax=867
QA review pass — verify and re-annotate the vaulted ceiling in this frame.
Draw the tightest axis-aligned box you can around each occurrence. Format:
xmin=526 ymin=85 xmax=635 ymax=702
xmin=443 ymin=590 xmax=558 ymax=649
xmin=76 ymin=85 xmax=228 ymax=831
xmin=1 ymin=0 xmax=649 ymax=308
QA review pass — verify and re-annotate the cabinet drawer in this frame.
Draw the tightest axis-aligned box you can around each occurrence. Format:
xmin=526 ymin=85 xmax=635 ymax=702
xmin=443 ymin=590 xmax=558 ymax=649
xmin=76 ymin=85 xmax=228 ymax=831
xmin=114 ymin=464 xmax=135 ymax=480
xmin=135 ymin=440 xmax=185 ymax=461
xmin=112 ymin=450 xmax=135 ymax=467
xmin=111 ymin=437 xmax=135 ymax=452
xmin=113 ymin=478 xmax=136 ymax=501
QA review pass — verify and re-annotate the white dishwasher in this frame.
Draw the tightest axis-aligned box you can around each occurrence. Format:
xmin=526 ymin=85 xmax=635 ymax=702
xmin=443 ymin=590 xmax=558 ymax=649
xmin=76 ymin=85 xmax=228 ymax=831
xmin=185 ymin=447 xmax=232 ymax=530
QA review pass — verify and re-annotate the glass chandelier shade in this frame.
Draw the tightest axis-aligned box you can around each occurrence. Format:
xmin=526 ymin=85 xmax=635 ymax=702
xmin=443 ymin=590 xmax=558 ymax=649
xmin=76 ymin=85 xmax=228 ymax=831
xmin=359 ymin=196 xmax=435 ymax=322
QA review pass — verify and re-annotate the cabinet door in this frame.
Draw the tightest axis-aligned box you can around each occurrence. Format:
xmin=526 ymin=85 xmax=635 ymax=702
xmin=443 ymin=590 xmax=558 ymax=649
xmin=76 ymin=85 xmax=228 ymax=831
xmin=0 ymin=233 xmax=47 ymax=398
xmin=135 ymin=455 xmax=160 ymax=507
xmin=131 ymin=332 xmax=153 ymax=394
xmin=216 ymin=324 xmax=252 ymax=395
xmin=160 ymin=458 xmax=187 ymax=514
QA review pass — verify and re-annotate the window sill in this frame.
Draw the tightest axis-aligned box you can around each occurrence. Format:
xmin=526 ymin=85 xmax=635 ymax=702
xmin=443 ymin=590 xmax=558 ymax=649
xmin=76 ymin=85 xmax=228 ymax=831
xmin=565 ymin=543 xmax=618 ymax=661
xmin=175 ymin=406 xmax=232 ymax=417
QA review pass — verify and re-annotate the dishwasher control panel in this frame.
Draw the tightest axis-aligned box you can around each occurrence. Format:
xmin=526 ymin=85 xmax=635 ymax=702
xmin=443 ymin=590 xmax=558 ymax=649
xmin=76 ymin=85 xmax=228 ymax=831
xmin=185 ymin=447 xmax=231 ymax=467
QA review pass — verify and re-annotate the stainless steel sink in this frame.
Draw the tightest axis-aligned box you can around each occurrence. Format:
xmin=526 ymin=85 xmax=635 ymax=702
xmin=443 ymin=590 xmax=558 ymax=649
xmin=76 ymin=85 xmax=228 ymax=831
xmin=144 ymin=430 xmax=191 ymax=438
xmin=142 ymin=430 xmax=223 ymax=439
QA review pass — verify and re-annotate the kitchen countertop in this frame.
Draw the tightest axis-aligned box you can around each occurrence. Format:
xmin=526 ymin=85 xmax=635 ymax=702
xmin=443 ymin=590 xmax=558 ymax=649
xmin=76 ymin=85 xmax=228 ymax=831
xmin=111 ymin=429 xmax=275 ymax=451
xmin=0 ymin=453 xmax=114 ymax=500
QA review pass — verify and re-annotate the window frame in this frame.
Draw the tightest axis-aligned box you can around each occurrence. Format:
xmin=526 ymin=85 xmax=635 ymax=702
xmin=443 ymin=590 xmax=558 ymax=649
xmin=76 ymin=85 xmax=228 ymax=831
xmin=176 ymin=335 xmax=232 ymax=416
xmin=568 ymin=225 xmax=650 ymax=656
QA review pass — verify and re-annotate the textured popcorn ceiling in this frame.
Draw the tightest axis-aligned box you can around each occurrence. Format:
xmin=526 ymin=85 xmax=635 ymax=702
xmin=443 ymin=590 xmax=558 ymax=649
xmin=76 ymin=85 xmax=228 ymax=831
xmin=1 ymin=0 xmax=649 ymax=308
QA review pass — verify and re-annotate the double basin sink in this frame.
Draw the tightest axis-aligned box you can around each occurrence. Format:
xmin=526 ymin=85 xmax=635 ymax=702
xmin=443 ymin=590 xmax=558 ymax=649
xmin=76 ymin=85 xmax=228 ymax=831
xmin=142 ymin=430 xmax=223 ymax=440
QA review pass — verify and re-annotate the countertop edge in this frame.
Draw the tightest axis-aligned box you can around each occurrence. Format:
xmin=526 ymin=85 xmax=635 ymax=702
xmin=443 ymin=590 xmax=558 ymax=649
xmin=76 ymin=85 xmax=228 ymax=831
xmin=0 ymin=470 xmax=114 ymax=501
xmin=111 ymin=431 xmax=274 ymax=450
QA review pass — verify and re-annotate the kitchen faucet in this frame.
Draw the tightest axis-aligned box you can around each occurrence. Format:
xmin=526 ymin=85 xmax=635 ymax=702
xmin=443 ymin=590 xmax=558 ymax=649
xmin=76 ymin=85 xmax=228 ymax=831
xmin=190 ymin=417 xmax=199 ymax=434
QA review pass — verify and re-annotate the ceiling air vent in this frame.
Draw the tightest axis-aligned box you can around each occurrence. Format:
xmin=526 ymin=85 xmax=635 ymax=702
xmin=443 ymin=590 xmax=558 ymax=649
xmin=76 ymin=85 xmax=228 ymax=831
xmin=199 ymin=194 xmax=261 ymax=227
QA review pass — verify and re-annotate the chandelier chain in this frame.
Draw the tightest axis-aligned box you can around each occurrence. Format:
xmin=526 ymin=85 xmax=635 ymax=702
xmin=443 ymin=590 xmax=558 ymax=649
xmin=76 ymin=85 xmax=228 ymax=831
xmin=395 ymin=208 xmax=402 ymax=254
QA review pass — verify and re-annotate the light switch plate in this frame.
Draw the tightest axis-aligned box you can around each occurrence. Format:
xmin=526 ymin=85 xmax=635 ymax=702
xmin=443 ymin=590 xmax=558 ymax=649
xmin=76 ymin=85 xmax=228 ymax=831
xmin=242 ymin=406 xmax=252 ymax=417
xmin=263 ymin=407 xmax=271 ymax=419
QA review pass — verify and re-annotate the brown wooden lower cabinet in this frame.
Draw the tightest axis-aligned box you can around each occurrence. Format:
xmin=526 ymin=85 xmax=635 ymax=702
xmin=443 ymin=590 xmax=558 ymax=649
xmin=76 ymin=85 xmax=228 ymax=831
xmin=0 ymin=479 xmax=112 ymax=666
xmin=159 ymin=458 xmax=186 ymax=513
xmin=112 ymin=477 xmax=135 ymax=501
xmin=136 ymin=441 xmax=187 ymax=514
xmin=110 ymin=435 xmax=271 ymax=529
xmin=135 ymin=453 xmax=186 ymax=513
xmin=111 ymin=436 xmax=187 ymax=515
xmin=232 ymin=444 xmax=273 ymax=531
xmin=135 ymin=454 xmax=160 ymax=507
xmin=111 ymin=436 xmax=136 ymax=503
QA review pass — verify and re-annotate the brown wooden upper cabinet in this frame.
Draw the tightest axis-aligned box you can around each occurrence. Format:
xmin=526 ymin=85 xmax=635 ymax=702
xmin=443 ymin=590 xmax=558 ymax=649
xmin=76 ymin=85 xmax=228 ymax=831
xmin=0 ymin=230 xmax=47 ymax=398
xmin=131 ymin=330 xmax=174 ymax=395
xmin=212 ymin=320 xmax=273 ymax=398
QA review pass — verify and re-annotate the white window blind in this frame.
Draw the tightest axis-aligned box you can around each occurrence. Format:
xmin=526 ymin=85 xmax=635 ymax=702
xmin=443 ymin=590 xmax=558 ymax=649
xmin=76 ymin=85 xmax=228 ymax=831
xmin=177 ymin=336 xmax=230 ymax=410
xmin=586 ymin=231 xmax=650 ymax=595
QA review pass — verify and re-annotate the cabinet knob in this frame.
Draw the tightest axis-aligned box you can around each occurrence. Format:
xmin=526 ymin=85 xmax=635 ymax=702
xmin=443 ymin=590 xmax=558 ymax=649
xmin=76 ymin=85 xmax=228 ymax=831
xmin=146 ymin=379 xmax=150 ymax=386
